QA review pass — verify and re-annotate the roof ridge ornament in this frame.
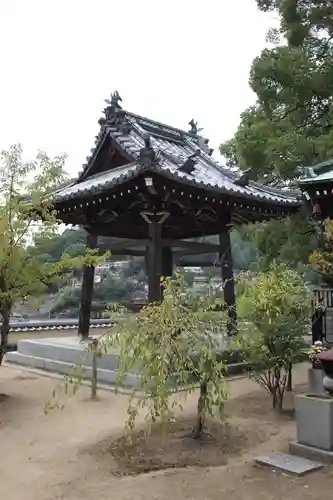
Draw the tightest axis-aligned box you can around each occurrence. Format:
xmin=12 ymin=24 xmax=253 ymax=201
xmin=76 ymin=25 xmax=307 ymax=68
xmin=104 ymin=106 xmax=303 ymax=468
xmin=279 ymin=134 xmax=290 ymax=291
xmin=188 ymin=119 xmax=213 ymax=156
xmin=234 ymin=168 xmax=259 ymax=187
xmin=188 ymin=119 xmax=203 ymax=136
xmin=105 ymin=90 xmax=122 ymax=110
xmin=99 ymin=90 xmax=125 ymax=127
xmin=179 ymin=150 xmax=201 ymax=174
xmin=139 ymin=133 xmax=159 ymax=166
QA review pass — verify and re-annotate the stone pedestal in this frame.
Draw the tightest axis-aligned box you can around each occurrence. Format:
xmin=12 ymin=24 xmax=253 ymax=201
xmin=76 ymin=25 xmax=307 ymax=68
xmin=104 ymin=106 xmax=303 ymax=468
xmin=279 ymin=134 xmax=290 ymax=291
xmin=308 ymin=368 xmax=324 ymax=395
xmin=290 ymin=393 xmax=333 ymax=463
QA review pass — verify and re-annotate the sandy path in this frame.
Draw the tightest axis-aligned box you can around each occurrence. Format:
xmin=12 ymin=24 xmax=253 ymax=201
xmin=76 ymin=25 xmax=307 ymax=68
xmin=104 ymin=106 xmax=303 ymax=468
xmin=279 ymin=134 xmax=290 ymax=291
xmin=0 ymin=363 xmax=329 ymax=500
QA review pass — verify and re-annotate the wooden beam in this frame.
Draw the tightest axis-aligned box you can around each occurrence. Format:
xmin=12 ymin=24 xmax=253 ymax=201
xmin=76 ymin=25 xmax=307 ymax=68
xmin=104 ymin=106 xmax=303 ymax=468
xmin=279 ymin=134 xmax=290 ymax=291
xmin=176 ymin=259 xmax=219 ymax=267
xmin=108 ymin=248 xmax=146 ymax=256
xmin=97 ymin=237 xmax=220 ymax=254
xmin=168 ymin=239 xmax=220 ymax=253
xmin=78 ymin=233 xmax=97 ymax=339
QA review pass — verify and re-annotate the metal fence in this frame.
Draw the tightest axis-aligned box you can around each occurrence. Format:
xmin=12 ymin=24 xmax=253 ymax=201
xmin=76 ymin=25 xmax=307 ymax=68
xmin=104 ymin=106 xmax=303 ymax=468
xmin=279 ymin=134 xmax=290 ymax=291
xmin=312 ymin=289 xmax=333 ymax=344
xmin=314 ymin=288 xmax=333 ymax=308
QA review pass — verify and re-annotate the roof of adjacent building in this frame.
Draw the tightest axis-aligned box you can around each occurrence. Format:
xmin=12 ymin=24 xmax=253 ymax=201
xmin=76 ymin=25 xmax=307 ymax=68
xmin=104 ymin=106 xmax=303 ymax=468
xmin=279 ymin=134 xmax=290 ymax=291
xmin=53 ymin=95 xmax=300 ymax=209
xmin=299 ymin=159 xmax=333 ymax=186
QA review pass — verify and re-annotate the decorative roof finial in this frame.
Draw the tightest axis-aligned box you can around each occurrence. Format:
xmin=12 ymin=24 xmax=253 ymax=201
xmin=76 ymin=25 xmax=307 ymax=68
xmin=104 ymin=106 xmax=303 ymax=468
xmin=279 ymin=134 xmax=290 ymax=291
xmin=140 ymin=133 xmax=158 ymax=166
xmin=100 ymin=90 xmax=125 ymax=125
xmin=188 ymin=119 xmax=204 ymax=136
xmin=189 ymin=119 xmax=198 ymax=135
xmin=105 ymin=90 xmax=122 ymax=109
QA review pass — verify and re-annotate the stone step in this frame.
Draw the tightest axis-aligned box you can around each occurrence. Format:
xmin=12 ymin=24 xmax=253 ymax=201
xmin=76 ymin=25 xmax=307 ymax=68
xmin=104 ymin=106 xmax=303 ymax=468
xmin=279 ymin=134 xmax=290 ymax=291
xmin=254 ymin=452 xmax=323 ymax=476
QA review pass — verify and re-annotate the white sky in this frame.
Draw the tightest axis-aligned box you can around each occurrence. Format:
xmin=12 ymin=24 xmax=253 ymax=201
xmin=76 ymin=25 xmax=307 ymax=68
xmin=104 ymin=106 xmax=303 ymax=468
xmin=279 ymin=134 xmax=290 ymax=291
xmin=0 ymin=0 xmax=274 ymax=177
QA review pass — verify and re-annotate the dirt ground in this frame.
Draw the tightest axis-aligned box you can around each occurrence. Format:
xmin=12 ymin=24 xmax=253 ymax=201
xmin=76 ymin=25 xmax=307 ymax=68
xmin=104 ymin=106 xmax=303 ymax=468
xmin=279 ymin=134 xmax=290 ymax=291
xmin=0 ymin=363 xmax=331 ymax=500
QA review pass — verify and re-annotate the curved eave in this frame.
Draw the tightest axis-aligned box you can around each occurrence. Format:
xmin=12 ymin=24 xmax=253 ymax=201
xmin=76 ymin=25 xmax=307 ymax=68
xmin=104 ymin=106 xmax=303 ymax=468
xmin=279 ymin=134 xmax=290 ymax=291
xmin=52 ymin=162 xmax=301 ymax=211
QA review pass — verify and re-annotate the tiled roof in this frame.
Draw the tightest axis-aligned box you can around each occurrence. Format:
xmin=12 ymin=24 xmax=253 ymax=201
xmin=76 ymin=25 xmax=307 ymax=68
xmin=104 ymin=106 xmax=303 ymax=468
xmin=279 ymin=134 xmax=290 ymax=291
xmin=299 ymin=159 xmax=333 ymax=185
xmin=54 ymin=107 xmax=300 ymax=208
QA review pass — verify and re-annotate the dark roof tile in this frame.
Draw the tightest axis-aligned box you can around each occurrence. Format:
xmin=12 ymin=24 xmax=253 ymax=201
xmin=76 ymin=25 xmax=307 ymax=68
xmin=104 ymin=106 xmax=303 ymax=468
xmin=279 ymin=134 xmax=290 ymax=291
xmin=55 ymin=107 xmax=300 ymax=207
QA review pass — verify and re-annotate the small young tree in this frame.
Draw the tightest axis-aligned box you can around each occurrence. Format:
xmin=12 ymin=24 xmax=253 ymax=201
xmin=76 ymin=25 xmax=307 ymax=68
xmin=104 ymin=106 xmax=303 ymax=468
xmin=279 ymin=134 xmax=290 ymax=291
xmin=0 ymin=144 xmax=94 ymax=364
xmin=309 ymin=218 xmax=333 ymax=283
xmin=93 ymin=277 xmax=229 ymax=437
xmin=237 ymin=263 xmax=311 ymax=411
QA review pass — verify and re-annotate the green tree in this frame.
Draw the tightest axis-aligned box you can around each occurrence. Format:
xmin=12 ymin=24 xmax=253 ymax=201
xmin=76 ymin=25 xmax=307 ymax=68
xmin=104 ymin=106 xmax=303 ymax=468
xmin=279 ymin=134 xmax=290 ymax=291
xmin=49 ymin=277 xmax=229 ymax=437
xmin=50 ymin=274 xmax=136 ymax=317
xmin=94 ymin=275 xmax=136 ymax=302
xmin=237 ymin=263 xmax=311 ymax=410
xmin=230 ymin=229 xmax=258 ymax=271
xmin=30 ymin=228 xmax=87 ymax=263
xmin=0 ymin=145 xmax=89 ymax=364
xmin=63 ymin=243 xmax=87 ymax=258
xmin=219 ymin=1 xmax=333 ymax=274
xmin=108 ymin=278 xmax=228 ymax=437
xmin=309 ymin=218 xmax=333 ymax=283
xmin=243 ymin=211 xmax=317 ymax=271
xmin=221 ymin=0 xmax=333 ymax=181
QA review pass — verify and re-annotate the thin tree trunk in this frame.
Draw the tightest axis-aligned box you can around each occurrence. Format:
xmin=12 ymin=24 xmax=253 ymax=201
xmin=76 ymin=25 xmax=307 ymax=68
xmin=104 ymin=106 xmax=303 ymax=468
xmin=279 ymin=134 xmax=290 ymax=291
xmin=192 ymin=382 xmax=207 ymax=438
xmin=287 ymin=363 xmax=292 ymax=391
xmin=91 ymin=350 xmax=98 ymax=400
xmin=0 ymin=306 xmax=11 ymax=365
xmin=277 ymin=392 xmax=284 ymax=412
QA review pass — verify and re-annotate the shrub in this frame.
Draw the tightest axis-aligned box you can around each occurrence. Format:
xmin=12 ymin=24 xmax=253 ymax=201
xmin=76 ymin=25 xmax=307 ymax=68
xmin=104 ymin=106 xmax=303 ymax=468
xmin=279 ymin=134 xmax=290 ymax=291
xmin=237 ymin=263 xmax=311 ymax=410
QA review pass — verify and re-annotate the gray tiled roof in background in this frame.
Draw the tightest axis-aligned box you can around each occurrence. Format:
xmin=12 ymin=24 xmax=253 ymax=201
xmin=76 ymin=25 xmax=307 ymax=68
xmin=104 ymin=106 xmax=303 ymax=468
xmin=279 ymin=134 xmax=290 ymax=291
xmin=54 ymin=109 xmax=301 ymax=207
xmin=299 ymin=158 xmax=333 ymax=185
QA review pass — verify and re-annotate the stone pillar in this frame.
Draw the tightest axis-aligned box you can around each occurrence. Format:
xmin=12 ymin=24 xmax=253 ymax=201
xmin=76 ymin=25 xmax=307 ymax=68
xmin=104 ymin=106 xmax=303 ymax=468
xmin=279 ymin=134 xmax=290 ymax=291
xmin=78 ymin=232 xmax=97 ymax=339
xmin=219 ymin=229 xmax=236 ymax=335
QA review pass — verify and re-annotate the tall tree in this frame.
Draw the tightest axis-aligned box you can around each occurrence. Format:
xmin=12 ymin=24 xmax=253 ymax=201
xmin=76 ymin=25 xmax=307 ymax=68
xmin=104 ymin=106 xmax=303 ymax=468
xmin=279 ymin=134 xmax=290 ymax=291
xmin=0 ymin=145 xmax=84 ymax=364
xmin=219 ymin=1 xmax=333 ymax=273
xmin=221 ymin=0 xmax=333 ymax=181
xmin=243 ymin=210 xmax=318 ymax=270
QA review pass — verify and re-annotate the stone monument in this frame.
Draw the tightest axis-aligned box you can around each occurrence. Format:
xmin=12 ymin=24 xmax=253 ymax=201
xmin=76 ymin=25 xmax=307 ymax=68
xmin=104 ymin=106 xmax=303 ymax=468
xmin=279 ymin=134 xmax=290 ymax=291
xmin=290 ymin=349 xmax=333 ymax=463
xmin=308 ymin=341 xmax=326 ymax=395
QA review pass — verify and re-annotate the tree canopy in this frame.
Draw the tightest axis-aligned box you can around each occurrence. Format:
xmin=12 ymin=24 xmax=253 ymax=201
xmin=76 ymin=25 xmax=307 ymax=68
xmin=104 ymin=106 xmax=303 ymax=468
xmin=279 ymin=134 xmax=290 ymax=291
xmin=221 ymin=0 xmax=333 ymax=181
xmin=0 ymin=145 xmax=99 ymax=363
xmin=218 ymin=0 xmax=333 ymax=277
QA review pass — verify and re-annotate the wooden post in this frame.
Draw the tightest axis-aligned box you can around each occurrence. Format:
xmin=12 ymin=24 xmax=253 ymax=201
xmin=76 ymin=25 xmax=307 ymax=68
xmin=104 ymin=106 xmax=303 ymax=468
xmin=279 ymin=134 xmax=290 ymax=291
xmin=78 ymin=232 xmax=97 ymax=339
xmin=287 ymin=364 xmax=292 ymax=392
xmin=91 ymin=350 xmax=98 ymax=400
xmin=219 ymin=230 xmax=236 ymax=335
xmin=148 ymin=216 xmax=163 ymax=302
xmin=162 ymin=246 xmax=173 ymax=278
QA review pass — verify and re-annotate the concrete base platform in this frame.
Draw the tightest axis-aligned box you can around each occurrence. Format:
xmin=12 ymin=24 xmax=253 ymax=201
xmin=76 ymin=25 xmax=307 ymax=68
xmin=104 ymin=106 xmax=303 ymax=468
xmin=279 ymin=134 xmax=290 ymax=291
xmin=290 ymin=441 xmax=333 ymax=464
xmin=5 ymin=337 xmax=142 ymax=389
xmin=5 ymin=336 xmax=247 ymax=389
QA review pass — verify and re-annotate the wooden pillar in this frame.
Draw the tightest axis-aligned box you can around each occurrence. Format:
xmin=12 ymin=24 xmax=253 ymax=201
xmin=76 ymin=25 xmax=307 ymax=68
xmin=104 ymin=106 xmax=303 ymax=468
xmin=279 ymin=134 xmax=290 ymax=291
xmin=162 ymin=246 xmax=173 ymax=277
xmin=148 ymin=216 xmax=163 ymax=302
xmin=219 ymin=230 xmax=237 ymax=335
xmin=78 ymin=232 xmax=97 ymax=339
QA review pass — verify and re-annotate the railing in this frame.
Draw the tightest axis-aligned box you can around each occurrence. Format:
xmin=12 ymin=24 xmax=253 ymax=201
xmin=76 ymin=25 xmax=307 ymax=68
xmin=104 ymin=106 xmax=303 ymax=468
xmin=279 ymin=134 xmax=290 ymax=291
xmin=314 ymin=288 xmax=333 ymax=308
xmin=312 ymin=288 xmax=333 ymax=343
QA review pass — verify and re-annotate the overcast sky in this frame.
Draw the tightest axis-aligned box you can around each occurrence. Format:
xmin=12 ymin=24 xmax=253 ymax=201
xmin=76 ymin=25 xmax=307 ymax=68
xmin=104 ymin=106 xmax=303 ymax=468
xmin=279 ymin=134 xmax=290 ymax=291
xmin=0 ymin=0 xmax=274 ymax=177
